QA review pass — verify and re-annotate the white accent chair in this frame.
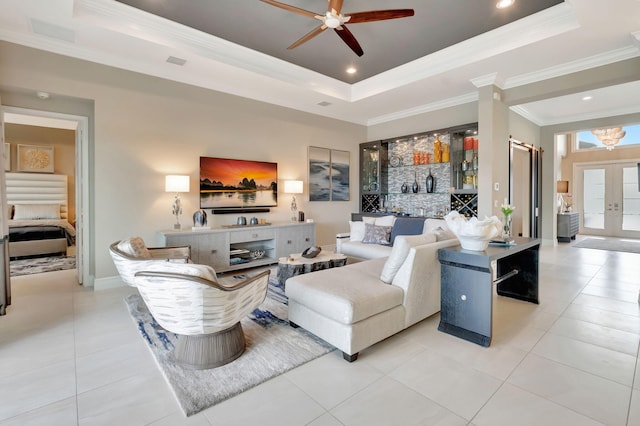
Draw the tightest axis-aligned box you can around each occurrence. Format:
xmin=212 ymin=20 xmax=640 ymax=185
xmin=134 ymin=262 xmax=270 ymax=369
xmin=109 ymin=237 xmax=191 ymax=287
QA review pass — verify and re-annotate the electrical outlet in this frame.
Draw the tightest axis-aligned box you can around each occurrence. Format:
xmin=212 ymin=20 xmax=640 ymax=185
xmin=494 ymin=182 xmax=500 ymax=191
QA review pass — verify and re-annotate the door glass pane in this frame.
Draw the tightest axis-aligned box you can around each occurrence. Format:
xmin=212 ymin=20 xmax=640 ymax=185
xmin=583 ymin=169 xmax=605 ymax=229
xmin=622 ymin=166 xmax=640 ymax=231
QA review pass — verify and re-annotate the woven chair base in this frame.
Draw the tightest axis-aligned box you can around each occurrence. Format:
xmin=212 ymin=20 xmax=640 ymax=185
xmin=173 ymin=322 xmax=246 ymax=369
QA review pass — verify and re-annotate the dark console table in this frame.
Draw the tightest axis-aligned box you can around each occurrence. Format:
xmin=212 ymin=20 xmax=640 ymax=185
xmin=437 ymin=237 xmax=540 ymax=347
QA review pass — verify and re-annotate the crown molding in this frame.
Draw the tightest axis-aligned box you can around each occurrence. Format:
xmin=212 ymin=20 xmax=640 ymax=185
xmin=367 ymin=93 xmax=479 ymax=126
xmin=511 ymin=104 xmax=640 ymax=127
xmin=503 ymin=46 xmax=640 ymax=89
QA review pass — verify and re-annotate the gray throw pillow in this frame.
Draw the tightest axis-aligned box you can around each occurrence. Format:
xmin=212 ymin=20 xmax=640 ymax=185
xmin=362 ymin=223 xmax=392 ymax=245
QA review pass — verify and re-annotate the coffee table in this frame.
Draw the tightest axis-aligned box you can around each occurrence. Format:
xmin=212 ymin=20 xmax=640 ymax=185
xmin=277 ymin=251 xmax=347 ymax=287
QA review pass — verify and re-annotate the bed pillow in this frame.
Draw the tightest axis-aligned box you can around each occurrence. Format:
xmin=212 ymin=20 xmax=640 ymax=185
xmin=380 ymin=233 xmax=437 ymax=283
xmin=117 ymin=237 xmax=151 ymax=258
xmin=349 ymin=221 xmax=366 ymax=242
xmin=13 ymin=203 xmax=60 ymax=220
xmin=362 ymin=223 xmax=392 ymax=245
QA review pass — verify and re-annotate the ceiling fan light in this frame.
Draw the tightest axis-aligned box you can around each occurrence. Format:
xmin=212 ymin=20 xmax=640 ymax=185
xmin=325 ymin=15 xmax=341 ymax=28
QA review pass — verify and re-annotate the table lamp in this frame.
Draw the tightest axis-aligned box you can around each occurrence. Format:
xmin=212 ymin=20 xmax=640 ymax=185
xmin=284 ymin=180 xmax=303 ymax=222
xmin=165 ymin=175 xmax=190 ymax=229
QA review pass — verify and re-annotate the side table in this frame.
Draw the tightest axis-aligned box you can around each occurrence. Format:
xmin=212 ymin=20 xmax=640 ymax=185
xmin=277 ymin=251 xmax=347 ymax=287
xmin=437 ymin=237 xmax=540 ymax=347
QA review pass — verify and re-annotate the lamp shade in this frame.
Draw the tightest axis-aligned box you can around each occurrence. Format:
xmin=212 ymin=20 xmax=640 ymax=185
xmin=556 ymin=180 xmax=569 ymax=193
xmin=284 ymin=180 xmax=304 ymax=194
xmin=165 ymin=175 xmax=190 ymax=193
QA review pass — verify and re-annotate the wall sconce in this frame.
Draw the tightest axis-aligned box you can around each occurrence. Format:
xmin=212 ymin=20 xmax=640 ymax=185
xmin=165 ymin=175 xmax=190 ymax=229
xmin=284 ymin=180 xmax=304 ymax=222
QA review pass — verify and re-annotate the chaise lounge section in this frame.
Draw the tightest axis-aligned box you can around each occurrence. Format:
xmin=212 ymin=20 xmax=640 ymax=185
xmin=285 ymin=231 xmax=458 ymax=361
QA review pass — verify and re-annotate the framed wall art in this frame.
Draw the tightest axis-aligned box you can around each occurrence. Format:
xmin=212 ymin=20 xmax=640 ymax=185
xmin=17 ymin=144 xmax=54 ymax=173
xmin=330 ymin=149 xmax=350 ymax=201
xmin=3 ymin=143 xmax=9 ymax=171
xmin=308 ymin=146 xmax=330 ymax=201
xmin=308 ymin=146 xmax=350 ymax=201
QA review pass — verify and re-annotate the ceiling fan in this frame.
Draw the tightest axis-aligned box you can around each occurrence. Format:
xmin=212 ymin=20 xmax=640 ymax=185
xmin=260 ymin=0 xmax=414 ymax=57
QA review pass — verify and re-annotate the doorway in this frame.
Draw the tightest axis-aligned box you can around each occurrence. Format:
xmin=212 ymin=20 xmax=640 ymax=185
xmin=1 ymin=107 xmax=90 ymax=285
xmin=575 ymin=161 xmax=640 ymax=238
xmin=509 ymin=138 xmax=542 ymax=238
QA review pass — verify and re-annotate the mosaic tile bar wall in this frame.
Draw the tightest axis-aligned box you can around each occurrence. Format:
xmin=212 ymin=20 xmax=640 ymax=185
xmin=384 ymin=133 xmax=452 ymax=217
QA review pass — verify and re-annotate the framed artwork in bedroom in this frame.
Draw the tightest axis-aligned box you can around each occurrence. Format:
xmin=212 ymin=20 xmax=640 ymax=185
xmin=3 ymin=143 xmax=9 ymax=171
xmin=17 ymin=144 xmax=54 ymax=173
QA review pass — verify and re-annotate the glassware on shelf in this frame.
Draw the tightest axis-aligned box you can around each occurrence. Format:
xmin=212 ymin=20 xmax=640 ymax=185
xmin=426 ymin=169 xmax=434 ymax=193
xmin=442 ymin=144 xmax=450 ymax=162
xmin=412 ymin=172 xmax=419 ymax=193
xmin=433 ymin=136 xmax=442 ymax=163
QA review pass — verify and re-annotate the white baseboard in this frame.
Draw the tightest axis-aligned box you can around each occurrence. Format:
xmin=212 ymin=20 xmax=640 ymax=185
xmin=93 ymin=275 xmax=126 ymax=291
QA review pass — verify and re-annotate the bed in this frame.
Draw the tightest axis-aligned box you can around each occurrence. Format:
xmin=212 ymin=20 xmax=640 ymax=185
xmin=6 ymin=173 xmax=76 ymax=259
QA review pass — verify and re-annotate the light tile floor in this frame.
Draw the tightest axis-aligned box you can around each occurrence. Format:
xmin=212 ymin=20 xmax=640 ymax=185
xmin=1 ymin=236 xmax=640 ymax=425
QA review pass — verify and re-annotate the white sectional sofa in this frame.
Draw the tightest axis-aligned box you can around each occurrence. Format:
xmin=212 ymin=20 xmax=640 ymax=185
xmin=336 ymin=215 xmax=451 ymax=261
xmin=285 ymin=219 xmax=459 ymax=362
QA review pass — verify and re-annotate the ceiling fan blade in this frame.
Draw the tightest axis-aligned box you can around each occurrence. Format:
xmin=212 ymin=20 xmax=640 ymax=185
xmin=328 ymin=0 xmax=344 ymax=15
xmin=260 ymin=0 xmax=318 ymax=19
xmin=347 ymin=9 xmax=415 ymax=24
xmin=288 ymin=25 xmax=327 ymax=49
xmin=334 ymin=25 xmax=363 ymax=57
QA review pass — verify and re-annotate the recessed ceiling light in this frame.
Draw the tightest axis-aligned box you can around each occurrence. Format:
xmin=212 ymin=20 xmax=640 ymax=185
xmin=317 ymin=101 xmax=332 ymax=107
xmin=496 ymin=0 xmax=514 ymax=9
xmin=582 ymin=95 xmax=593 ymax=101
xmin=346 ymin=67 xmax=357 ymax=74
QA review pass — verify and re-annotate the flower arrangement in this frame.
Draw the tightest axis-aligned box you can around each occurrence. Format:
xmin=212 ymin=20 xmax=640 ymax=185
xmin=501 ymin=200 xmax=515 ymax=217
xmin=500 ymin=199 xmax=515 ymax=240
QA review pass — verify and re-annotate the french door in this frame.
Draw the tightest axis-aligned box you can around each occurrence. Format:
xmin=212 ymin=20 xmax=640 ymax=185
xmin=576 ymin=161 xmax=640 ymax=238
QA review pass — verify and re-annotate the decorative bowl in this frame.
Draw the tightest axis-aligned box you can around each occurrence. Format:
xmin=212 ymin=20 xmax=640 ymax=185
xmin=444 ymin=211 xmax=501 ymax=251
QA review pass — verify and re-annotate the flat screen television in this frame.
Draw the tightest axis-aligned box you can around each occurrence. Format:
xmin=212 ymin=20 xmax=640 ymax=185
xmin=200 ymin=157 xmax=278 ymax=210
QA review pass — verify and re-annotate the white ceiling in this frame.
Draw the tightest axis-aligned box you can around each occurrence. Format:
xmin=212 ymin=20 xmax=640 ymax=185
xmin=0 ymin=0 xmax=639 ymax=127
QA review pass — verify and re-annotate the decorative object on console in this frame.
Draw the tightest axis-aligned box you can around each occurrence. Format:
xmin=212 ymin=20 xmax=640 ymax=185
xmin=284 ymin=180 xmax=304 ymax=222
xmin=166 ymin=175 xmax=190 ymax=230
xmin=444 ymin=211 xmax=501 ymax=251
xmin=17 ymin=144 xmax=54 ymax=173
xmin=500 ymin=200 xmax=515 ymax=241
xmin=192 ymin=209 xmax=208 ymax=230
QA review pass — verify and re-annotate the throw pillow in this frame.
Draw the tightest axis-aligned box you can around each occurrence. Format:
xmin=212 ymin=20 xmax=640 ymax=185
xmin=117 ymin=236 xmax=151 ymax=258
xmin=349 ymin=221 xmax=366 ymax=242
xmin=380 ymin=233 xmax=437 ymax=283
xmin=13 ymin=203 xmax=60 ymax=220
xmin=390 ymin=217 xmax=426 ymax=245
xmin=362 ymin=223 xmax=392 ymax=245
xmin=375 ymin=215 xmax=396 ymax=227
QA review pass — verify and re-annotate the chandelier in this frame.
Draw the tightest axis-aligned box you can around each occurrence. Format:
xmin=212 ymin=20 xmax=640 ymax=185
xmin=591 ymin=127 xmax=627 ymax=151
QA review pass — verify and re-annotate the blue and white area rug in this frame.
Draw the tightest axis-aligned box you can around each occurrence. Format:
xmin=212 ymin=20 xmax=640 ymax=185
xmin=125 ymin=274 xmax=334 ymax=417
